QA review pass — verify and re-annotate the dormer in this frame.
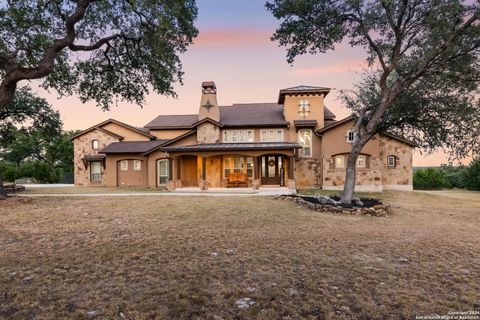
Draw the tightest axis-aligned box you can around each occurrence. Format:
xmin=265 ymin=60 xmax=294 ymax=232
xmin=198 ymin=81 xmax=220 ymax=122
xmin=279 ymin=85 xmax=330 ymax=129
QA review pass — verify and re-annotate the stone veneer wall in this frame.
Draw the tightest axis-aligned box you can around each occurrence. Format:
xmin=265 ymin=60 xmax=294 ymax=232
xmin=197 ymin=122 xmax=220 ymax=144
xmin=322 ymin=156 xmax=383 ymax=191
xmin=74 ymin=129 xmax=120 ymax=186
xmin=295 ymin=158 xmax=322 ymax=189
xmin=380 ymin=136 xmax=413 ymax=190
xmin=321 ymin=136 xmax=413 ymax=191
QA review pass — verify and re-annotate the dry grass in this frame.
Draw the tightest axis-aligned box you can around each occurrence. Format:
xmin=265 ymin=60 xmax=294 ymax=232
xmin=1 ymin=191 xmax=479 ymax=319
xmin=19 ymin=186 xmax=165 ymax=194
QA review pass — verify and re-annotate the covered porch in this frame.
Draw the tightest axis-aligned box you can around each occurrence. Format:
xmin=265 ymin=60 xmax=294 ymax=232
xmin=158 ymin=143 xmax=300 ymax=191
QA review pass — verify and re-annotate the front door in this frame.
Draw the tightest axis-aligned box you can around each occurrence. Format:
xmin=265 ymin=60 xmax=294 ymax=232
xmin=261 ymin=155 xmax=283 ymax=185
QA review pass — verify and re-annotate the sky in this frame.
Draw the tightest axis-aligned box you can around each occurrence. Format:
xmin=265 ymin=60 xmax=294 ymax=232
xmin=34 ymin=0 xmax=469 ymax=166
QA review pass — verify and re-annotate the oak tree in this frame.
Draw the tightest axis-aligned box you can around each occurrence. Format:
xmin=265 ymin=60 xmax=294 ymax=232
xmin=267 ymin=0 xmax=480 ymax=203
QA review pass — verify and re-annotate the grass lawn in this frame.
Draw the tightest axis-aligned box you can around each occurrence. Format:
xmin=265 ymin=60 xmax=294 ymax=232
xmin=19 ymin=186 xmax=166 ymax=194
xmin=1 ymin=191 xmax=479 ymax=319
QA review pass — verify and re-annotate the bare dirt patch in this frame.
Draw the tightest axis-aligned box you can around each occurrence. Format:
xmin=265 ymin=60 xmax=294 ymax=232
xmin=1 ymin=192 xmax=479 ymax=319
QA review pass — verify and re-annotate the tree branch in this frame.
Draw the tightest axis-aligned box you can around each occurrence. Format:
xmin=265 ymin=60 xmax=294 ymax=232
xmin=69 ymin=34 xmax=121 ymax=51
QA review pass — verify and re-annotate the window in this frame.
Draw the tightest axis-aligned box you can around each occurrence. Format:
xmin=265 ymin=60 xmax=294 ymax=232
xmin=234 ymin=156 xmax=244 ymax=173
xmin=92 ymin=140 xmax=99 ymax=149
xmin=133 ymin=160 xmax=142 ymax=171
xmin=261 ymin=129 xmax=284 ymax=142
xmin=223 ymin=130 xmax=254 ymax=143
xmin=224 ymin=156 xmax=232 ymax=177
xmin=120 ymin=160 xmax=128 ymax=171
xmin=298 ymin=99 xmax=311 ymax=118
xmin=387 ymin=155 xmax=396 ymax=167
xmin=346 ymin=130 xmax=355 ymax=143
xmin=357 ymin=155 xmax=366 ymax=168
xmin=335 ymin=155 xmax=345 ymax=169
xmin=224 ymin=156 xmax=253 ymax=178
xmin=90 ymin=161 xmax=101 ymax=181
xmin=246 ymin=157 xmax=253 ymax=177
xmin=297 ymin=129 xmax=312 ymax=157
xmin=157 ymin=159 xmax=169 ymax=185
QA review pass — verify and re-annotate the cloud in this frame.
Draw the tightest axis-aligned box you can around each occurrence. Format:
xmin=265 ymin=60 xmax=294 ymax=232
xmin=291 ymin=59 xmax=369 ymax=76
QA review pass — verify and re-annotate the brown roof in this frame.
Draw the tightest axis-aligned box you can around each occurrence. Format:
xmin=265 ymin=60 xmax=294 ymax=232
xmin=278 ymin=85 xmax=331 ymax=104
xmin=144 ymin=114 xmax=198 ymax=129
xmin=219 ymin=103 xmax=289 ymax=128
xmin=99 ymin=140 xmax=168 ymax=154
xmin=71 ymin=119 xmax=156 ymax=140
xmin=144 ymin=104 xmax=336 ymax=130
xmin=162 ymin=142 xmax=301 ymax=153
xmin=324 ymin=106 xmax=336 ymax=119
xmin=82 ymin=154 xmax=106 ymax=161
xmin=294 ymin=120 xmax=318 ymax=128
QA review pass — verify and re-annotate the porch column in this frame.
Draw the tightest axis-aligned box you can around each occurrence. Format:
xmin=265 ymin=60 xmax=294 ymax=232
xmin=166 ymin=158 xmax=176 ymax=191
xmin=288 ymin=156 xmax=295 ymax=178
xmin=288 ymin=156 xmax=296 ymax=190
xmin=253 ymin=156 xmax=259 ymax=179
xmin=201 ymin=156 xmax=208 ymax=190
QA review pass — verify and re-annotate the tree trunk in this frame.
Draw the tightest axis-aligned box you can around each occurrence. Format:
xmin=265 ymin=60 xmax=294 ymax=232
xmin=0 ymin=168 xmax=6 ymax=200
xmin=341 ymin=136 xmax=368 ymax=204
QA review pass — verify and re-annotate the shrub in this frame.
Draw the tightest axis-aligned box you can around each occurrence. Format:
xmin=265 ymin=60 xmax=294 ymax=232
xmin=413 ymin=168 xmax=451 ymax=190
xmin=463 ymin=159 xmax=480 ymax=191
xmin=441 ymin=164 xmax=466 ymax=189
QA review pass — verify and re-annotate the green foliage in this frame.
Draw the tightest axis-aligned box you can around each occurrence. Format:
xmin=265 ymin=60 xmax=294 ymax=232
xmin=413 ymin=168 xmax=451 ymax=190
xmin=441 ymin=165 xmax=466 ymax=189
xmin=462 ymin=159 xmax=480 ymax=191
xmin=0 ymin=0 xmax=198 ymax=109
xmin=267 ymin=0 xmax=480 ymax=161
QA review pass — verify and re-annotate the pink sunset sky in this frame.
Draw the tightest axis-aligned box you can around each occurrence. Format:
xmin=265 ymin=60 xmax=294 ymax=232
xmin=34 ymin=0 xmax=469 ymax=166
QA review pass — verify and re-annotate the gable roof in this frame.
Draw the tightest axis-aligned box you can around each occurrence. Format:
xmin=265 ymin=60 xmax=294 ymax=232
xmin=99 ymin=140 xmax=168 ymax=154
xmin=219 ymin=103 xmax=289 ymax=128
xmin=315 ymin=115 xmax=418 ymax=147
xmin=278 ymin=85 xmax=331 ymax=103
xmin=71 ymin=118 xmax=156 ymax=140
xmin=144 ymin=114 xmax=198 ymax=129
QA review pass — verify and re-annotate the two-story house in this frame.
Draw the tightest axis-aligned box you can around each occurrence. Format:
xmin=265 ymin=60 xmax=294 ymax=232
xmin=72 ymin=81 xmax=416 ymax=191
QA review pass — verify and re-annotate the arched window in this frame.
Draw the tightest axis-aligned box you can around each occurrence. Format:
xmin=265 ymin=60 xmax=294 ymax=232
xmin=297 ymin=129 xmax=312 ymax=157
xmin=92 ymin=139 xmax=99 ymax=149
xmin=387 ymin=155 xmax=396 ymax=167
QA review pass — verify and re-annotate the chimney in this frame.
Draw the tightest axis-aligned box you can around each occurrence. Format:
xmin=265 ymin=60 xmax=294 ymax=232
xmin=198 ymin=81 xmax=220 ymax=122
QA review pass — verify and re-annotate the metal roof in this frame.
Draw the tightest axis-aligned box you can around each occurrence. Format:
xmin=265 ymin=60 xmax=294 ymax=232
xmin=162 ymin=142 xmax=301 ymax=153
xmin=99 ymin=140 xmax=168 ymax=154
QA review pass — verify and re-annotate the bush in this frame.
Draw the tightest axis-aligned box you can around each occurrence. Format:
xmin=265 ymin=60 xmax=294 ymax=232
xmin=441 ymin=164 xmax=466 ymax=189
xmin=463 ymin=159 xmax=480 ymax=191
xmin=413 ymin=168 xmax=451 ymax=190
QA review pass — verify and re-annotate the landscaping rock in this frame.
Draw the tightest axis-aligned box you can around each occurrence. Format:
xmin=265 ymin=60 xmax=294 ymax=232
xmin=398 ymin=257 xmax=410 ymax=263
xmin=86 ymin=310 xmax=98 ymax=318
xmin=287 ymin=288 xmax=299 ymax=296
xmin=210 ymin=252 xmax=218 ymax=257
xmin=235 ymin=298 xmax=256 ymax=309
xmin=247 ymin=287 xmax=256 ymax=293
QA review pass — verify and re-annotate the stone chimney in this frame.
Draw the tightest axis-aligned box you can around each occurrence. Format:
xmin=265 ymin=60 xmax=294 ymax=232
xmin=198 ymin=81 xmax=220 ymax=122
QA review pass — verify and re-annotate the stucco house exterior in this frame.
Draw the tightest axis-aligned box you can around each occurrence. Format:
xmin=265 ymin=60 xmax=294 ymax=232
xmin=72 ymin=82 xmax=416 ymax=191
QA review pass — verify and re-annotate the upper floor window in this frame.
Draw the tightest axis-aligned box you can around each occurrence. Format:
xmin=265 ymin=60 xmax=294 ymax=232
xmin=92 ymin=140 xmax=99 ymax=149
xmin=298 ymin=99 xmax=311 ymax=118
xmin=297 ymin=129 xmax=312 ymax=157
xmin=261 ymin=129 xmax=284 ymax=142
xmin=387 ymin=155 xmax=396 ymax=167
xmin=223 ymin=130 xmax=254 ymax=143
xmin=346 ymin=130 xmax=355 ymax=143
